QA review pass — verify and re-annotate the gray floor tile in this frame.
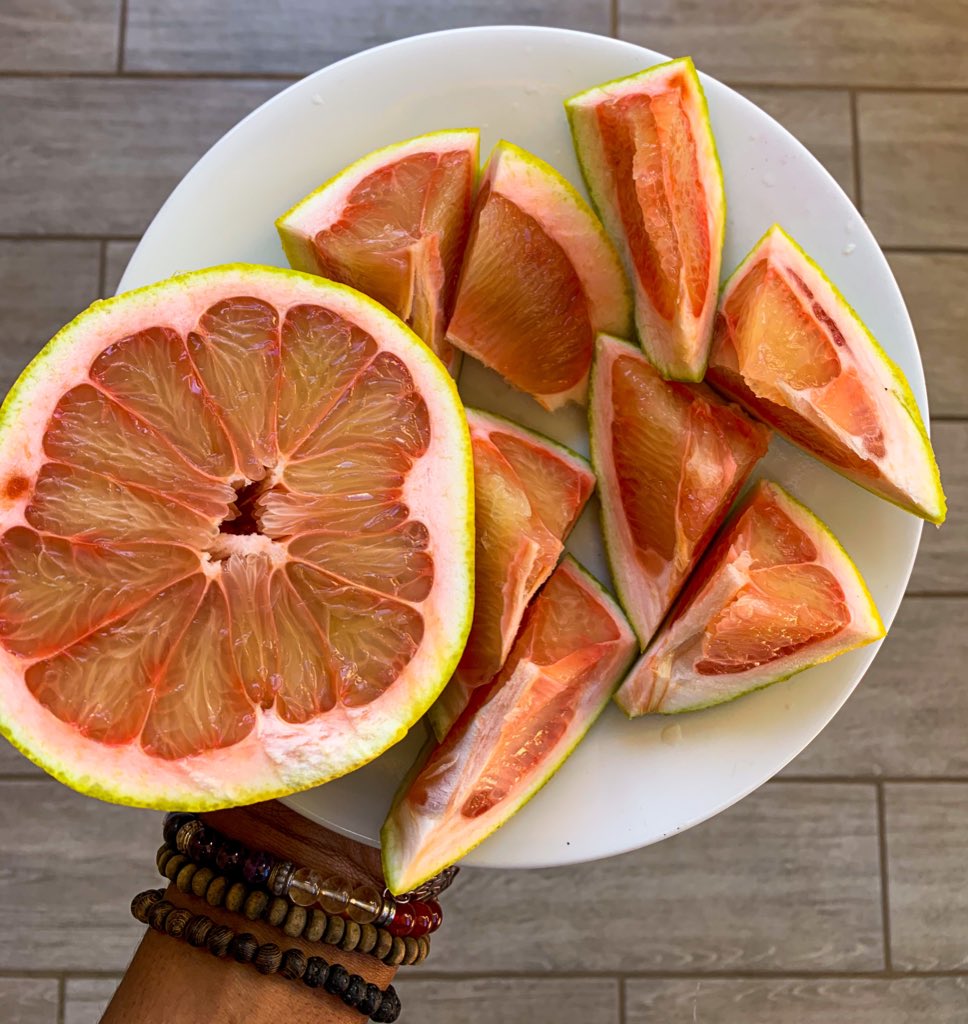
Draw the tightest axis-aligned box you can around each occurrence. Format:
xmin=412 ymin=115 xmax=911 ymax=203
xmin=429 ymin=783 xmax=882 ymax=972
xmin=0 ymin=79 xmax=284 ymax=236
xmin=0 ymin=0 xmax=120 ymax=72
xmin=0 ymin=978 xmax=59 ymax=1024
xmin=909 ymin=423 xmax=965 ymax=593
xmin=124 ymin=0 xmax=610 ymax=74
xmin=885 ymin=782 xmax=968 ymax=970
xmin=626 ymin=977 xmax=968 ymax=1023
xmin=104 ymin=241 xmax=139 ymax=296
xmin=64 ymin=978 xmax=122 ymax=1024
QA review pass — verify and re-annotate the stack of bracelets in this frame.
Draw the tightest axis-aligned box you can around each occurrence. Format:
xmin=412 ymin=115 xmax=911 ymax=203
xmin=127 ymin=812 xmax=460 ymax=1022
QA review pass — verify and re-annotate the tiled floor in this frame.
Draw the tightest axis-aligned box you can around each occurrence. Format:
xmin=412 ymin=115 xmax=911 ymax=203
xmin=1 ymin=3 xmax=965 ymax=1022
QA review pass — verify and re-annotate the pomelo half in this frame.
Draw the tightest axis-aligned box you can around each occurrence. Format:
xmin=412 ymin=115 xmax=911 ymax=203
xmin=590 ymin=334 xmax=770 ymax=648
xmin=707 ymin=225 xmax=945 ymax=524
xmin=0 ymin=264 xmax=474 ymax=809
xmin=428 ymin=409 xmax=595 ymax=740
xmin=276 ymin=129 xmax=479 ymax=374
xmin=445 ymin=140 xmax=632 ymax=410
xmin=615 ymin=481 xmax=884 ymax=716
xmin=382 ymin=556 xmax=636 ymax=893
xmin=566 ymin=57 xmax=726 ymax=381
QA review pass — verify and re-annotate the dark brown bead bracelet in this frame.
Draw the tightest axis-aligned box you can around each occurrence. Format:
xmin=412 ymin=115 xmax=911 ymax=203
xmin=132 ymin=888 xmax=401 ymax=1022
xmin=155 ymin=843 xmax=430 ymax=967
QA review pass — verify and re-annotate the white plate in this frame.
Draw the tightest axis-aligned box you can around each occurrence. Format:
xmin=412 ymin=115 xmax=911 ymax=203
xmin=119 ymin=26 xmax=926 ymax=870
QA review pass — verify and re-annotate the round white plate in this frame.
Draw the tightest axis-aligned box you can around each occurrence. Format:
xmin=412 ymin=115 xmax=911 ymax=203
xmin=119 ymin=26 xmax=925 ymax=869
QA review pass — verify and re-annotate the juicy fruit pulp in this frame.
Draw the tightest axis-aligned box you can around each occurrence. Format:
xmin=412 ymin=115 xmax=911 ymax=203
xmin=590 ymin=335 xmax=770 ymax=647
xmin=615 ymin=481 xmax=884 ymax=716
xmin=382 ymin=557 xmax=636 ymax=893
xmin=0 ymin=266 xmax=473 ymax=808
xmin=446 ymin=140 xmax=631 ymax=410
xmin=566 ymin=57 xmax=725 ymax=381
xmin=707 ymin=226 xmax=945 ymax=524
xmin=276 ymin=130 xmax=479 ymax=373
xmin=428 ymin=410 xmax=595 ymax=740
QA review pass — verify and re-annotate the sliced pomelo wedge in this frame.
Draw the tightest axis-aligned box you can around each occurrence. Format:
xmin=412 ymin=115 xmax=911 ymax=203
xmin=566 ymin=57 xmax=726 ymax=381
xmin=615 ymin=481 xmax=884 ymax=716
xmin=590 ymin=334 xmax=770 ymax=647
xmin=445 ymin=140 xmax=632 ymax=410
xmin=428 ymin=410 xmax=595 ymax=740
xmin=382 ymin=556 xmax=636 ymax=892
xmin=707 ymin=225 xmax=945 ymax=524
xmin=0 ymin=265 xmax=473 ymax=809
xmin=276 ymin=129 xmax=479 ymax=373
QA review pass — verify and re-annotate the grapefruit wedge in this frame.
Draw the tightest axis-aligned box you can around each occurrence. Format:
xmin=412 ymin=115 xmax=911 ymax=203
xmin=615 ymin=481 xmax=884 ymax=716
xmin=590 ymin=334 xmax=770 ymax=647
xmin=566 ymin=57 xmax=726 ymax=381
xmin=276 ymin=129 xmax=479 ymax=373
xmin=707 ymin=226 xmax=945 ymax=524
xmin=446 ymin=140 xmax=632 ymax=410
xmin=382 ymin=556 xmax=636 ymax=893
xmin=428 ymin=410 xmax=595 ymax=740
xmin=0 ymin=265 xmax=473 ymax=809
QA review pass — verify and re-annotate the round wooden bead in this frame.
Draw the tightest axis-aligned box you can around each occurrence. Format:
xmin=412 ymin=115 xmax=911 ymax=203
xmin=402 ymin=936 xmax=419 ymax=965
xmin=358 ymin=983 xmax=382 ymax=1017
xmin=322 ymin=914 xmax=345 ymax=946
xmin=164 ymin=908 xmax=192 ymax=939
xmin=342 ymin=974 xmax=366 ymax=1007
xmin=339 ymin=920 xmax=361 ymax=952
xmin=282 ymin=905 xmax=307 ymax=938
xmin=147 ymin=900 xmax=175 ymax=932
xmin=357 ymin=923 xmax=378 ymax=955
xmin=253 ymin=941 xmax=282 ymax=975
xmin=131 ymin=889 xmax=162 ymax=923
xmin=206 ymin=924 xmax=234 ymax=957
xmin=225 ymin=881 xmax=247 ymax=913
xmin=302 ymin=956 xmax=329 ymax=989
xmin=231 ymin=932 xmax=259 ymax=964
xmin=372 ymin=928 xmax=393 ymax=961
xmin=386 ymin=936 xmax=407 ymax=966
xmin=205 ymin=875 xmax=227 ymax=907
xmin=279 ymin=948 xmax=307 ymax=980
xmin=184 ymin=914 xmax=214 ymax=948
xmin=303 ymin=909 xmax=327 ymax=943
xmin=266 ymin=897 xmax=288 ymax=927
xmin=191 ymin=866 xmax=215 ymax=899
xmin=243 ymin=890 xmax=269 ymax=921
xmin=323 ymin=963 xmax=350 ymax=997
xmin=175 ymin=862 xmax=198 ymax=893
xmin=163 ymin=853 xmax=188 ymax=881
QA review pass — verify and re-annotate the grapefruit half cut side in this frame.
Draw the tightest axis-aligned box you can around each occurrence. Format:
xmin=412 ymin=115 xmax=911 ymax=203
xmin=428 ymin=409 xmax=595 ymax=740
xmin=566 ymin=57 xmax=726 ymax=381
xmin=0 ymin=265 xmax=474 ymax=809
xmin=706 ymin=225 xmax=945 ymax=524
xmin=445 ymin=140 xmax=632 ymax=410
xmin=276 ymin=129 xmax=480 ymax=374
xmin=382 ymin=556 xmax=636 ymax=893
xmin=615 ymin=481 xmax=884 ymax=716
xmin=590 ymin=334 xmax=770 ymax=648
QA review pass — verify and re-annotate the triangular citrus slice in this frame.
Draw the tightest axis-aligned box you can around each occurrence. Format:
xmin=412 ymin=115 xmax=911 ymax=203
xmin=445 ymin=140 xmax=632 ymax=409
xmin=706 ymin=226 xmax=945 ymax=524
xmin=615 ymin=481 xmax=884 ymax=716
xmin=591 ymin=334 xmax=770 ymax=647
xmin=428 ymin=410 xmax=595 ymax=740
xmin=383 ymin=556 xmax=636 ymax=892
xmin=0 ymin=265 xmax=473 ymax=808
xmin=566 ymin=57 xmax=726 ymax=381
xmin=276 ymin=129 xmax=479 ymax=373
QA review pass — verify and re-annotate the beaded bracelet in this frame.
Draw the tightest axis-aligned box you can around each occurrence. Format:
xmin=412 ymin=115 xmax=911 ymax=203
xmin=156 ymin=843 xmax=429 ymax=967
xmin=163 ymin=813 xmax=455 ymax=938
xmin=132 ymin=889 xmax=400 ymax=1022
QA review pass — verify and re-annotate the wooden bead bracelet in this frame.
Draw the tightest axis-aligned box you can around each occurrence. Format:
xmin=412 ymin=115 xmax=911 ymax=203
xmin=156 ymin=843 xmax=430 ymax=967
xmin=132 ymin=888 xmax=401 ymax=1022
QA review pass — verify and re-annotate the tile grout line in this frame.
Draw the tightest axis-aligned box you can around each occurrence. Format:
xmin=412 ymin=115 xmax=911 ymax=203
xmin=849 ymin=89 xmax=863 ymax=216
xmin=876 ymin=782 xmax=895 ymax=971
xmin=116 ymin=0 xmax=128 ymax=74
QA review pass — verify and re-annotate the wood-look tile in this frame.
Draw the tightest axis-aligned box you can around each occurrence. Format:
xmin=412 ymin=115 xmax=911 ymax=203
xmin=0 ymin=978 xmax=59 ymax=1024
xmin=0 ymin=779 xmax=158 ymax=971
xmin=618 ymin=0 xmax=968 ymax=88
xmin=909 ymin=423 xmax=965 ymax=593
xmin=885 ymin=782 xmax=968 ymax=970
xmin=739 ymin=89 xmax=854 ymax=198
xmin=0 ymin=0 xmax=120 ymax=72
xmin=626 ymin=977 xmax=968 ymax=1023
xmin=0 ymin=79 xmax=284 ymax=236
xmin=64 ymin=978 xmax=122 ymax=1024
xmin=858 ymin=93 xmax=968 ymax=248
xmin=124 ymin=0 xmax=611 ymax=74
xmin=888 ymin=253 xmax=968 ymax=419
xmin=104 ymin=241 xmax=139 ymax=296
xmin=428 ymin=783 xmax=882 ymax=972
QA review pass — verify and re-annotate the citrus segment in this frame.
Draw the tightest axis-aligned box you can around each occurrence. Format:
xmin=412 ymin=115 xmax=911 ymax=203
xmin=445 ymin=141 xmax=631 ymax=410
xmin=615 ymin=481 xmax=884 ymax=716
xmin=566 ymin=57 xmax=725 ymax=380
xmin=382 ymin=557 xmax=636 ymax=893
xmin=707 ymin=226 xmax=945 ymax=524
xmin=276 ymin=129 xmax=479 ymax=372
xmin=590 ymin=335 xmax=769 ymax=647
xmin=0 ymin=265 xmax=473 ymax=809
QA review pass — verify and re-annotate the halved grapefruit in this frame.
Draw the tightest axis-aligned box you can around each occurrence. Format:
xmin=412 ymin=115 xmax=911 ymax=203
xmin=445 ymin=140 xmax=632 ymax=410
xmin=0 ymin=265 xmax=473 ymax=809
xmin=590 ymin=334 xmax=770 ymax=647
xmin=615 ymin=481 xmax=884 ymax=716
xmin=276 ymin=129 xmax=479 ymax=374
xmin=707 ymin=225 xmax=945 ymax=524
xmin=382 ymin=556 xmax=636 ymax=893
xmin=428 ymin=409 xmax=595 ymax=740
xmin=566 ymin=57 xmax=726 ymax=381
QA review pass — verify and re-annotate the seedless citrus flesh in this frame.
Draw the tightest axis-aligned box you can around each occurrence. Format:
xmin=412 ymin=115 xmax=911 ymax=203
xmin=0 ymin=265 xmax=473 ymax=809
